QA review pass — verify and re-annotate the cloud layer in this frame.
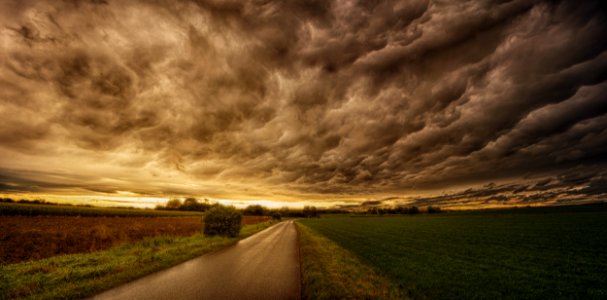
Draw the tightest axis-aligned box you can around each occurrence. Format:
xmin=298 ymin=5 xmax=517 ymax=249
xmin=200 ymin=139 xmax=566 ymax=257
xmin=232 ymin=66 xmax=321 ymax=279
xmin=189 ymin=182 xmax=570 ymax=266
xmin=1 ymin=0 xmax=606 ymax=205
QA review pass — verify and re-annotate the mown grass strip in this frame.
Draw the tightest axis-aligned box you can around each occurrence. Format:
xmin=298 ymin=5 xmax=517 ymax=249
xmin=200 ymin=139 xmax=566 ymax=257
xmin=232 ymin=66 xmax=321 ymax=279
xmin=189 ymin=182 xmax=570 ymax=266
xmin=296 ymin=222 xmax=404 ymax=300
xmin=0 ymin=221 xmax=275 ymax=300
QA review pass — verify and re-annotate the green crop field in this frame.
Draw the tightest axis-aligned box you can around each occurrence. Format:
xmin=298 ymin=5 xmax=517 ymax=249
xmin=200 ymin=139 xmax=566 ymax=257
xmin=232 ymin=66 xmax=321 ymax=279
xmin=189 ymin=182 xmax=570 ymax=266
xmin=0 ymin=202 xmax=203 ymax=217
xmin=298 ymin=205 xmax=607 ymax=299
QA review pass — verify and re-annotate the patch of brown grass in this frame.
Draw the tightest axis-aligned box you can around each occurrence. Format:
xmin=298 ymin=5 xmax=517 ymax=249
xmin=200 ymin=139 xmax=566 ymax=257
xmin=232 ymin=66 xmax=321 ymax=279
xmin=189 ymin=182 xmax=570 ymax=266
xmin=0 ymin=216 xmax=202 ymax=264
xmin=242 ymin=215 xmax=271 ymax=225
xmin=1 ymin=215 xmax=271 ymax=264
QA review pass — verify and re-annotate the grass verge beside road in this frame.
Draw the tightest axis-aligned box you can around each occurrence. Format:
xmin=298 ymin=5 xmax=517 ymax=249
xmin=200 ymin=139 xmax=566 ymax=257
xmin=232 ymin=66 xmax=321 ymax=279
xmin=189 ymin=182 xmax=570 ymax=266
xmin=0 ymin=221 xmax=275 ymax=300
xmin=296 ymin=222 xmax=403 ymax=300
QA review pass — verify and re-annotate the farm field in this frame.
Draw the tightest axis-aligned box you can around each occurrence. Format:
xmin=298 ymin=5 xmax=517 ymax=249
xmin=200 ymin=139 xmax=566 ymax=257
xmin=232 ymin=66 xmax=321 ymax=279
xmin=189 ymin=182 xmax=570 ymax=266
xmin=0 ymin=221 xmax=275 ymax=300
xmin=0 ymin=216 xmax=202 ymax=264
xmin=0 ymin=202 xmax=203 ymax=217
xmin=0 ymin=213 xmax=271 ymax=264
xmin=241 ymin=215 xmax=271 ymax=225
xmin=298 ymin=206 xmax=607 ymax=299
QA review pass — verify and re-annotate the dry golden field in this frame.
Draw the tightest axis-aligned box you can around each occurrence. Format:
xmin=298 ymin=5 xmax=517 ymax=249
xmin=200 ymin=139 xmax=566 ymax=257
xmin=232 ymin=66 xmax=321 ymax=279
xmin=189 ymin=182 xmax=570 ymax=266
xmin=1 ymin=215 xmax=271 ymax=264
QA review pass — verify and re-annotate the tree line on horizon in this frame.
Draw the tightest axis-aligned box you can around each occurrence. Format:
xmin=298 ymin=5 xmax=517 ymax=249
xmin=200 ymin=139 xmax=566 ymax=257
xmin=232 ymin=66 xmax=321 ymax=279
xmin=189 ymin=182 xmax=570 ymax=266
xmin=1 ymin=198 xmax=57 ymax=205
xmin=155 ymin=197 xmax=442 ymax=216
xmin=2 ymin=196 xmax=441 ymax=216
xmin=154 ymin=198 xmax=323 ymax=218
xmin=364 ymin=205 xmax=442 ymax=215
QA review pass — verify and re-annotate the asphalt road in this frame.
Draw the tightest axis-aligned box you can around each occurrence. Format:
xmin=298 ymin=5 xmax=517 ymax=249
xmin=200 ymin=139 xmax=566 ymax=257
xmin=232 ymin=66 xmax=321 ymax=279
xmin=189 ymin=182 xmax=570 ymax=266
xmin=90 ymin=221 xmax=301 ymax=300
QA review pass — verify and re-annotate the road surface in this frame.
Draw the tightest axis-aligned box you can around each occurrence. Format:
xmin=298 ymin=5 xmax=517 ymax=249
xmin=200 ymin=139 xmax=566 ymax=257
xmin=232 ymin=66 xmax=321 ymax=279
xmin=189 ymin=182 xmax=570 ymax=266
xmin=90 ymin=221 xmax=301 ymax=300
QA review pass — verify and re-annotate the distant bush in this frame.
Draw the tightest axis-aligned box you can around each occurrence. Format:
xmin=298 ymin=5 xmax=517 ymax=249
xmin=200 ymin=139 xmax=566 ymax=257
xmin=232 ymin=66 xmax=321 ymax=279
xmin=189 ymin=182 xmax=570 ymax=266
xmin=156 ymin=198 xmax=212 ymax=212
xmin=203 ymin=206 xmax=242 ymax=237
xmin=367 ymin=207 xmax=380 ymax=215
xmin=0 ymin=198 xmax=55 ymax=205
xmin=365 ymin=206 xmax=419 ymax=215
xmin=0 ymin=198 xmax=15 ymax=203
xmin=272 ymin=212 xmax=282 ymax=220
xmin=165 ymin=199 xmax=182 ymax=210
xmin=243 ymin=204 xmax=266 ymax=216
xmin=179 ymin=198 xmax=212 ymax=212
xmin=276 ymin=207 xmax=306 ymax=218
xmin=427 ymin=206 xmax=441 ymax=213
xmin=303 ymin=206 xmax=319 ymax=218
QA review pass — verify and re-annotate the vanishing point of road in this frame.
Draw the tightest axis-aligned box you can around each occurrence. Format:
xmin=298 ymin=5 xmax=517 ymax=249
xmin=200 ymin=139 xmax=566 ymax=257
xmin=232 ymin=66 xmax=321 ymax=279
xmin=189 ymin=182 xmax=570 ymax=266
xmin=91 ymin=221 xmax=301 ymax=300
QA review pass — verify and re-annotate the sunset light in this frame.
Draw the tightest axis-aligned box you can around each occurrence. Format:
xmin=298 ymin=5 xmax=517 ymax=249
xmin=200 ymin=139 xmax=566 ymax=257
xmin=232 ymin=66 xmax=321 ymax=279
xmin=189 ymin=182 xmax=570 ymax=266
xmin=1 ymin=0 xmax=606 ymax=209
xmin=1 ymin=1 xmax=606 ymax=299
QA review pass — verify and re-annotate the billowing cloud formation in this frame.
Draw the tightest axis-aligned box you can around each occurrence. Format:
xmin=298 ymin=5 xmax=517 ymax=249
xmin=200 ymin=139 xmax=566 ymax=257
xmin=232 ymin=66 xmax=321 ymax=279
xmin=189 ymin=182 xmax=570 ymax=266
xmin=1 ymin=0 xmax=606 ymax=205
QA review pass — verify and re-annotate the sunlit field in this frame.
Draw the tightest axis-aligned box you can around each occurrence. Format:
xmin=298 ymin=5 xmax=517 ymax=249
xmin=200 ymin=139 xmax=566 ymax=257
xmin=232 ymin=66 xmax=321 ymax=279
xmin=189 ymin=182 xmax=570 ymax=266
xmin=0 ymin=202 xmax=202 ymax=217
xmin=299 ymin=205 xmax=607 ymax=299
xmin=0 ymin=203 xmax=275 ymax=299
xmin=0 ymin=203 xmax=270 ymax=265
xmin=0 ymin=222 xmax=275 ymax=299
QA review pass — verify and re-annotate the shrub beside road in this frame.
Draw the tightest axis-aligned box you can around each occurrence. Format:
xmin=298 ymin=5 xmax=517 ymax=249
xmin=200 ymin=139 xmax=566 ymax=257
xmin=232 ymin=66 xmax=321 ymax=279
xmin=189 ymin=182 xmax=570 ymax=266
xmin=203 ymin=206 xmax=242 ymax=237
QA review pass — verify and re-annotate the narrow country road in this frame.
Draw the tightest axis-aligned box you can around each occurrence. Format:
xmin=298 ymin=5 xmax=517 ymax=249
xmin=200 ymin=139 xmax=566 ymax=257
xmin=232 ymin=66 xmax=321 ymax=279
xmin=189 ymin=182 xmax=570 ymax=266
xmin=90 ymin=221 xmax=301 ymax=300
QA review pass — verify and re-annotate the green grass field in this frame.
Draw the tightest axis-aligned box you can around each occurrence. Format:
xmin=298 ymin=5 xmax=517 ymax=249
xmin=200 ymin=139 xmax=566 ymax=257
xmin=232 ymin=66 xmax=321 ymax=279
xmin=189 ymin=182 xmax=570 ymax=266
xmin=299 ymin=205 xmax=607 ymax=299
xmin=0 ymin=202 xmax=202 ymax=217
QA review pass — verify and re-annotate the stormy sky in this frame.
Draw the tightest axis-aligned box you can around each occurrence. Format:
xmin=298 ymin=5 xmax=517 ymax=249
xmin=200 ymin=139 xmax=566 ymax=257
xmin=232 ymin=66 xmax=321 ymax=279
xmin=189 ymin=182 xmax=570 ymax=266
xmin=1 ymin=0 xmax=606 ymax=207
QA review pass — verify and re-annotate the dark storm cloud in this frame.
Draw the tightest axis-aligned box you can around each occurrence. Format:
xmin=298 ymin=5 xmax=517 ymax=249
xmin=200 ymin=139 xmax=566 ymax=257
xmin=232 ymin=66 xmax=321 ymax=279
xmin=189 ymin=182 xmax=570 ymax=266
xmin=0 ymin=169 xmax=120 ymax=194
xmin=1 ymin=0 xmax=607 ymax=204
xmin=403 ymin=167 xmax=607 ymax=208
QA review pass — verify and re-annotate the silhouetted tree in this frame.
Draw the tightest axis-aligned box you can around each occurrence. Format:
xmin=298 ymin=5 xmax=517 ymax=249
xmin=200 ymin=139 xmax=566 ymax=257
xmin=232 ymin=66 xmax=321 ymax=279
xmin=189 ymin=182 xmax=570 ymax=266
xmin=243 ymin=204 xmax=266 ymax=216
xmin=180 ymin=197 xmax=212 ymax=212
xmin=165 ymin=199 xmax=182 ymax=210
xmin=427 ymin=206 xmax=442 ymax=213
xmin=303 ymin=206 xmax=319 ymax=218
